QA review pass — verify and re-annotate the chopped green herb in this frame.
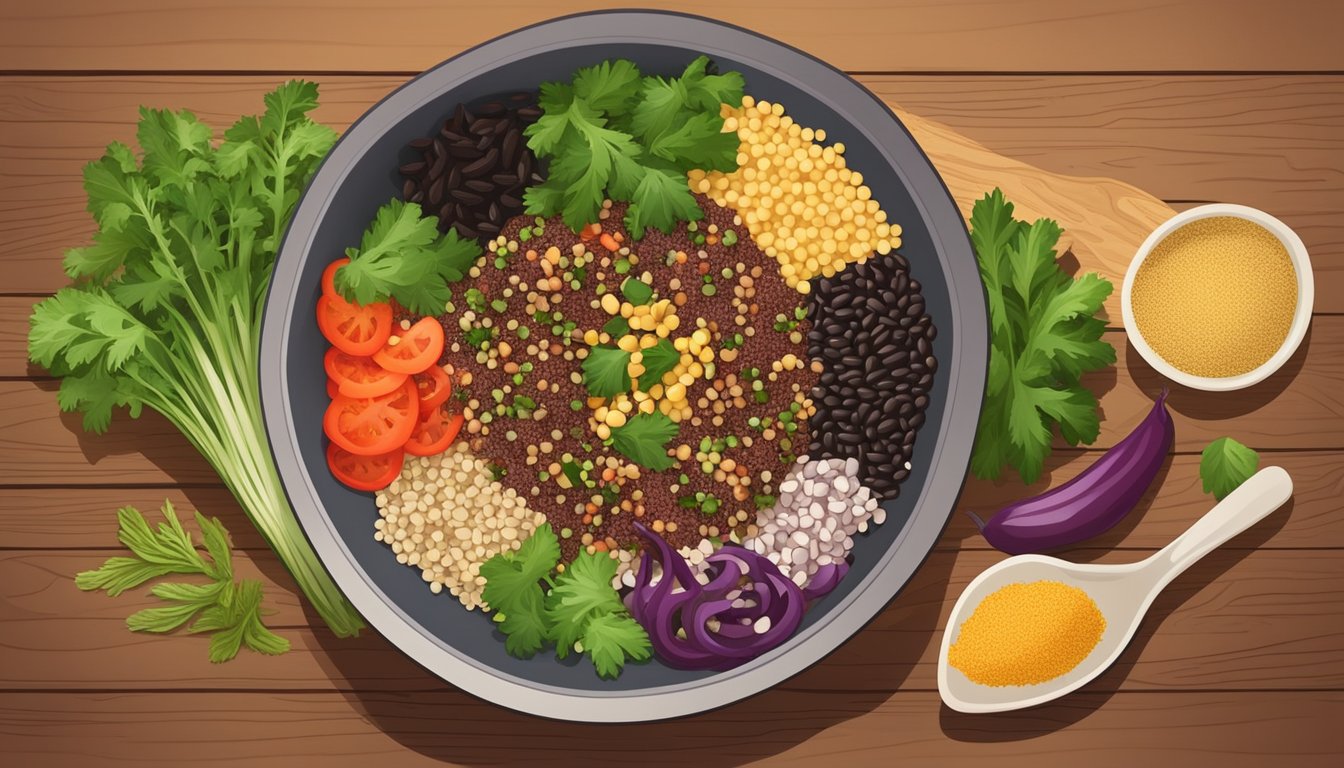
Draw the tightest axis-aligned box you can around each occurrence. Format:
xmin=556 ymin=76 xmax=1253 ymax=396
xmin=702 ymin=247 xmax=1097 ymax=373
xmin=490 ymin=298 xmax=508 ymax=313
xmin=581 ymin=345 xmax=632 ymax=397
xmin=465 ymin=288 xmax=487 ymax=313
xmin=636 ymin=339 xmax=680 ymax=390
xmin=602 ymin=316 xmax=631 ymax=337
xmin=621 ymin=277 xmax=654 ymax=305
xmin=722 ymin=229 xmax=739 ymax=246
xmin=609 ymin=412 xmax=679 ymax=471
xmin=613 ymin=259 xmax=631 ymax=274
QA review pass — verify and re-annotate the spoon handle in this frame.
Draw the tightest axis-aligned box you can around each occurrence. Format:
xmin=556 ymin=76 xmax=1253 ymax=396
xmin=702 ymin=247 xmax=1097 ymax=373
xmin=1150 ymin=466 xmax=1293 ymax=582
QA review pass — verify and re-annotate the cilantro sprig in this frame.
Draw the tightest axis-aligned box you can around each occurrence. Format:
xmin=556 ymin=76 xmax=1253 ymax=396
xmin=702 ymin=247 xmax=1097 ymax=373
xmin=76 ymin=501 xmax=289 ymax=663
xmin=333 ymin=199 xmax=481 ymax=315
xmin=524 ymin=56 xmax=744 ymax=238
xmin=480 ymin=525 xmax=651 ymax=678
xmin=970 ymin=189 xmax=1115 ymax=484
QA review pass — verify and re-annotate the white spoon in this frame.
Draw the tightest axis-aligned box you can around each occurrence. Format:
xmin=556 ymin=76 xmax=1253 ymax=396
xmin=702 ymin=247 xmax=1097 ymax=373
xmin=938 ymin=465 xmax=1293 ymax=713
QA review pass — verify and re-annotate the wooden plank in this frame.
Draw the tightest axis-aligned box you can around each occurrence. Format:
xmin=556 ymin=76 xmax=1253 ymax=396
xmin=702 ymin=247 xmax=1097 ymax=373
xmin=5 ymin=450 xmax=1341 ymax=551
xmin=0 ymin=691 xmax=1338 ymax=767
xmin=3 ymin=548 xmax=1338 ymax=692
xmin=2 ymin=76 xmax=1340 ymax=312
xmin=1 ymin=1 xmax=1339 ymax=73
xmin=6 ymin=318 xmax=1343 ymax=485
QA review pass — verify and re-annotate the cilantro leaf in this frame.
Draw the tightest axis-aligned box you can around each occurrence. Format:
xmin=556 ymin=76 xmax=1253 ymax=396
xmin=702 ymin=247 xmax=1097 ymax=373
xmin=572 ymin=59 xmax=642 ymax=116
xmin=545 ymin=551 xmax=623 ymax=657
xmin=610 ymin=412 xmax=679 ymax=471
xmin=624 ymin=167 xmax=705 ymax=238
xmin=480 ymin=524 xmax=561 ymax=658
xmin=334 ymin=199 xmax=481 ymax=314
xmin=969 ymin=189 xmax=1115 ymax=484
xmin=1200 ymin=437 xmax=1259 ymax=500
xmin=583 ymin=612 xmax=653 ymax=679
xmin=581 ymin=345 xmax=631 ymax=397
xmin=637 ymin=338 xmax=680 ymax=389
xmin=524 ymin=56 xmax=743 ymax=238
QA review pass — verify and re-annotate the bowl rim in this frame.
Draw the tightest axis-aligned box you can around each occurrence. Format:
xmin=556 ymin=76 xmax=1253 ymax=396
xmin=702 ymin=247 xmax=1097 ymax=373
xmin=260 ymin=9 xmax=987 ymax=721
xmin=1120 ymin=203 xmax=1314 ymax=391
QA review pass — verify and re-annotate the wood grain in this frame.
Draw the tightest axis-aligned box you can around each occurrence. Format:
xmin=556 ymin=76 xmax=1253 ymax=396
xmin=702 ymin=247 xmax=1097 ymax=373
xmin=3 ymin=548 xmax=1337 ymax=693
xmin=4 ymin=450 xmax=1341 ymax=551
xmin=2 ymin=1 xmax=1340 ymax=73
xmin=6 ymin=316 xmax=1342 ymax=484
xmin=0 ymin=691 xmax=1339 ymax=767
xmin=2 ymin=76 xmax=1341 ymax=314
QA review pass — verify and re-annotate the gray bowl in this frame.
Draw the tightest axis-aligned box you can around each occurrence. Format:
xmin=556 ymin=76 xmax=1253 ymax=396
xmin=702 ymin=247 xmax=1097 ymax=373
xmin=260 ymin=10 xmax=986 ymax=722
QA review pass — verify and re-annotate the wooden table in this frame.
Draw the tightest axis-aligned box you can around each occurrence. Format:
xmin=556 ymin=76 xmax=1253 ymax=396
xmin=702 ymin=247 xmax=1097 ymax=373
xmin=2 ymin=2 xmax=1341 ymax=764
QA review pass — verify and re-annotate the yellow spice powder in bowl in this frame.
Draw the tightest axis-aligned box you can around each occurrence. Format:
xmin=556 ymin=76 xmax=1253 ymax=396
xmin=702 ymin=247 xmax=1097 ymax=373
xmin=1122 ymin=204 xmax=1314 ymax=391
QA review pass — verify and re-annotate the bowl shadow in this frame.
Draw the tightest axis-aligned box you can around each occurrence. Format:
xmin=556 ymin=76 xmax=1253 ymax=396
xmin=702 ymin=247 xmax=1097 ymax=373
xmin=938 ymin=495 xmax=1292 ymax=741
xmin=1125 ymin=324 xmax=1313 ymax=420
xmin=304 ymin=550 xmax=956 ymax=766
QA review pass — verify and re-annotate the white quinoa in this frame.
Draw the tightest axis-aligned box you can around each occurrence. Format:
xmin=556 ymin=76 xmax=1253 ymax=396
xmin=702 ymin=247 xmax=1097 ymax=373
xmin=374 ymin=442 xmax=546 ymax=610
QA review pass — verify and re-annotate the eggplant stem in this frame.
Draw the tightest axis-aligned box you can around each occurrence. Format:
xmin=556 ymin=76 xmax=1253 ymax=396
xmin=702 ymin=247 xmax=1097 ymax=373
xmin=966 ymin=511 xmax=988 ymax=533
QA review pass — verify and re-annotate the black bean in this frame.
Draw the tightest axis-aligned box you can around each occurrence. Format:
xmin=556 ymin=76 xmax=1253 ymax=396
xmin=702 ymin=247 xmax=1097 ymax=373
xmin=399 ymin=161 xmax=426 ymax=176
xmin=402 ymin=179 xmax=417 ymax=199
xmin=492 ymin=173 xmax=519 ymax=187
xmin=462 ymin=148 xmax=498 ymax=178
xmin=499 ymin=194 xmax=522 ymax=209
xmin=465 ymin=179 xmax=494 ymax=193
xmin=428 ymin=176 xmax=445 ymax=206
xmin=476 ymin=221 xmax=500 ymax=235
xmin=408 ymin=137 xmax=433 ymax=150
xmin=449 ymin=189 xmax=484 ymax=206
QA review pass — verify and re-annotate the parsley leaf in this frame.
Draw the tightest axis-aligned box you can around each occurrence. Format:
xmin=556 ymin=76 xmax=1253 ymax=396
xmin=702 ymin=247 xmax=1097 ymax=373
xmin=1200 ymin=437 xmax=1259 ymax=500
xmin=583 ymin=612 xmax=653 ymax=679
xmin=610 ymin=412 xmax=679 ymax=471
xmin=76 ymin=501 xmax=289 ymax=662
xmin=970 ymin=189 xmax=1115 ymax=484
xmin=582 ymin=345 xmax=632 ymax=397
xmin=637 ymin=338 xmax=680 ymax=389
xmin=334 ymin=199 xmax=481 ymax=314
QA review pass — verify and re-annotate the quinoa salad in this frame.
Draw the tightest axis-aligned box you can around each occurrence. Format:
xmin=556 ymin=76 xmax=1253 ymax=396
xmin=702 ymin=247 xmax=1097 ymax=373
xmin=317 ymin=56 xmax=936 ymax=678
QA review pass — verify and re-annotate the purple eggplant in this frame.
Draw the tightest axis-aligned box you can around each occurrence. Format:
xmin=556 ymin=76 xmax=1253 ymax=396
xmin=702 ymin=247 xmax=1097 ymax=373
xmin=970 ymin=391 xmax=1173 ymax=554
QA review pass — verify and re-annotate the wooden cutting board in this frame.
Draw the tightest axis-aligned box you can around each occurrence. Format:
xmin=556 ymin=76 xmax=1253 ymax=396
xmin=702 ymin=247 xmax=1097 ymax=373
xmin=896 ymin=107 xmax=1177 ymax=320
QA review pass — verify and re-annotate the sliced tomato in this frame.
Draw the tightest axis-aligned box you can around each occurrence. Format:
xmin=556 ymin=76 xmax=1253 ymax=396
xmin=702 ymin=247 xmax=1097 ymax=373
xmin=414 ymin=366 xmax=453 ymax=410
xmin=373 ymin=317 xmax=445 ymax=374
xmin=327 ymin=442 xmax=403 ymax=492
xmin=323 ymin=379 xmax=419 ymax=456
xmin=324 ymin=347 xmax=408 ymax=399
xmin=322 ymin=257 xmax=350 ymax=298
xmin=326 ymin=378 xmax=341 ymax=400
xmin=404 ymin=405 xmax=465 ymax=457
xmin=317 ymin=295 xmax=393 ymax=357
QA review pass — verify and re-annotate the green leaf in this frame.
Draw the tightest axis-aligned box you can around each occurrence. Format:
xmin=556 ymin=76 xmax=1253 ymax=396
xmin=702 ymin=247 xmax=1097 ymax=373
xmin=968 ymin=188 xmax=1114 ymax=484
xmin=609 ymin=412 xmax=679 ymax=471
xmin=545 ymin=551 xmax=623 ymax=657
xmin=581 ymin=345 xmax=631 ymax=397
xmin=1200 ymin=437 xmax=1259 ymax=500
xmin=620 ymin=277 xmax=654 ymax=305
xmin=636 ymin=338 xmax=680 ymax=389
xmin=623 ymin=167 xmax=704 ymax=238
xmin=572 ymin=59 xmax=642 ymax=116
xmin=582 ymin=612 xmax=652 ymax=679
xmin=480 ymin=525 xmax=561 ymax=658
xmin=334 ymin=199 xmax=481 ymax=314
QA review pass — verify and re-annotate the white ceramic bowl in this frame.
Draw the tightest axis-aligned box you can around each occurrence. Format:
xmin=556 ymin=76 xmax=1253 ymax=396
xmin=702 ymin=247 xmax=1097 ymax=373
xmin=1120 ymin=203 xmax=1313 ymax=391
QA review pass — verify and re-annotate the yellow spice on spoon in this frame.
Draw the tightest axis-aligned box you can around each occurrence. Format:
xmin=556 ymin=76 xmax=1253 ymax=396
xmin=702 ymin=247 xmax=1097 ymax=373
xmin=689 ymin=96 xmax=900 ymax=292
xmin=948 ymin=580 xmax=1106 ymax=687
xmin=1131 ymin=216 xmax=1297 ymax=378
